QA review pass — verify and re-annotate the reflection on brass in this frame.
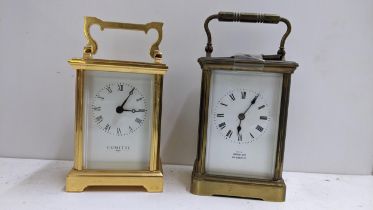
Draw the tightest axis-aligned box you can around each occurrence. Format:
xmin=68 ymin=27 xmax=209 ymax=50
xmin=191 ymin=12 xmax=298 ymax=202
xmin=66 ymin=17 xmax=167 ymax=192
xmin=83 ymin=16 xmax=163 ymax=62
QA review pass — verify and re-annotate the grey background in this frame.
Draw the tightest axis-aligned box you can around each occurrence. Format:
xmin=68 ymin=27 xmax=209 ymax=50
xmin=0 ymin=0 xmax=372 ymax=175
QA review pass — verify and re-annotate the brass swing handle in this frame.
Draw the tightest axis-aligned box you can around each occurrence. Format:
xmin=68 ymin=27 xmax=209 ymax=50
xmin=204 ymin=12 xmax=292 ymax=60
xmin=83 ymin=16 xmax=163 ymax=62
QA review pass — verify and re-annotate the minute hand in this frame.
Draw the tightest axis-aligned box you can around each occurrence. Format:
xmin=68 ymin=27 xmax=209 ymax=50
xmin=116 ymin=87 xmax=135 ymax=114
xmin=120 ymin=87 xmax=135 ymax=108
xmin=236 ymin=93 xmax=260 ymax=141
xmin=243 ymin=94 xmax=260 ymax=114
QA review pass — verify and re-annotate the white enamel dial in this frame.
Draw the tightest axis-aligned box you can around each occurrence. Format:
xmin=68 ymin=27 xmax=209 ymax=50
xmin=213 ymin=89 xmax=270 ymax=144
xmin=92 ymin=82 xmax=148 ymax=136
xmin=205 ymin=70 xmax=283 ymax=179
xmin=83 ymin=71 xmax=154 ymax=171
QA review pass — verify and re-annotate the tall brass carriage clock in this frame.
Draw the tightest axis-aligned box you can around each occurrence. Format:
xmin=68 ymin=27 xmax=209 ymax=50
xmin=66 ymin=17 xmax=167 ymax=192
xmin=191 ymin=12 xmax=298 ymax=201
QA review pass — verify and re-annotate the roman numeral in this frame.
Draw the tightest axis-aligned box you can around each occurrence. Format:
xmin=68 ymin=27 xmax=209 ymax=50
xmin=118 ymin=84 xmax=124 ymax=91
xmin=136 ymin=97 xmax=144 ymax=102
xmin=241 ymin=91 xmax=246 ymax=99
xmin=96 ymin=94 xmax=104 ymax=100
xmin=217 ymin=113 xmax=224 ymax=117
xmin=220 ymin=102 xmax=228 ymax=107
xmin=260 ymin=116 xmax=268 ymax=120
xmin=226 ymin=130 xmax=233 ymax=138
xmin=129 ymin=126 xmax=134 ymax=132
xmin=116 ymin=128 xmax=122 ymax=136
xmin=256 ymin=125 xmax=264 ymax=132
xmin=135 ymin=118 xmax=142 ymax=124
xmin=104 ymin=124 xmax=111 ymax=132
xmin=229 ymin=94 xmax=235 ymax=101
xmin=218 ymin=122 xmax=226 ymax=129
xmin=250 ymin=133 xmax=254 ymax=138
xmin=92 ymin=106 xmax=101 ymax=111
xmin=95 ymin=115 xmax=103 ymax=124
xmin=105 ymin=86 xmax=112 ymax=93
xmin=258 ymin=105 xmax=265 ymax=110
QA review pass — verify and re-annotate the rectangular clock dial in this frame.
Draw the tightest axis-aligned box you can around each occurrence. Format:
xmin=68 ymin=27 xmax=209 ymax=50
xmin=205 ymin=70 xmax=283 ymax=179
xmin=83 ymin=70 xmax=154 ymax=170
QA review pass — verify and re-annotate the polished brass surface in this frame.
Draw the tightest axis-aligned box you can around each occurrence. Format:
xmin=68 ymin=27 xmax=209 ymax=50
xmin=68 ymin=58 xmax=167 ymax=75
xmin=191 ymin=12 xmax=298 ymax=201
xmin=66 ymin=17 xmax=167 ymax=192
xmin=203 ymin=12 xmax=291 ymax=60
xmin=83 ymin=17 xmax=163 ymax=62
xmin=150 ymin=75 xmax=163 ymax=171
xmin=73 ymin=70 xmax=84 ymax=170
xmin=66 ymin=161 xmax=163 ymax=192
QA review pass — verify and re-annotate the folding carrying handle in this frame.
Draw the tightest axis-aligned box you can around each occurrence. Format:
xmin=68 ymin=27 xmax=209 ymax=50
xmin=83 ymin=16 xmax=163 ymax=62
xmin=204 ymin=12 xmax=292 ymax=60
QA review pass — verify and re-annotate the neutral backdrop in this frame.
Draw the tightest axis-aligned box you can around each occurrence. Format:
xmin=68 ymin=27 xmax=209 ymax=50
xmin=0 ymin=0 xmax=372 ymax=175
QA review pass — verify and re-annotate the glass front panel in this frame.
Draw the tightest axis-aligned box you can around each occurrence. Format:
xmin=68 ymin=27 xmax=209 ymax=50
xmin=205 ymin=70 xmax=283 ymax=179
xmin=83 ymin=70 xmax=153 ymax=170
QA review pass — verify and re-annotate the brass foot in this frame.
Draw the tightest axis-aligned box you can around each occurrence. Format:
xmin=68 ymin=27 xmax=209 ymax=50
xmin=65 ymin=169 xmax=163 ymax=192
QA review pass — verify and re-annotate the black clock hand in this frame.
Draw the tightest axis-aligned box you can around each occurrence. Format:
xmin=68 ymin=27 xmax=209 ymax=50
xmin=236 ymin=94 xmax=259 ymax=140
xmin=243 ymin=93 xmax=260 ymax=115
xmin=116 ymin=87 xmax=135 ymax=114
xmin=122 ymin=109 xmax=147 ymax=113
xmin=237 ymin=119 xmax=242 ymax=141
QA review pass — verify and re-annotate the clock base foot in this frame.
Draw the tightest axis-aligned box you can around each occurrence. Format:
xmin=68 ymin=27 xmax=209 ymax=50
xmin=191 ymin=171 xmax=286 ymax=202
xmin=65 ymin=169 xmax=163 ymax=192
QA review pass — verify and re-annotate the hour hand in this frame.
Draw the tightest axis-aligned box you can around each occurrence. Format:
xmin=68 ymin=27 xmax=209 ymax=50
xmin=242 ymin=93 xmax=260 ymax=115
xmin=237 ymin=120 xmax=242 ymax=141
xmin=123 ymin=109 xmax=146 ymax=113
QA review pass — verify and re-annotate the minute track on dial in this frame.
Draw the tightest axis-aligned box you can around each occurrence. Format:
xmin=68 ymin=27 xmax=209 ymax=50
xmin=213 ymin=89 xmax=270 ymax=143
xmin=92 ymin=82 xmax=148 ymax=136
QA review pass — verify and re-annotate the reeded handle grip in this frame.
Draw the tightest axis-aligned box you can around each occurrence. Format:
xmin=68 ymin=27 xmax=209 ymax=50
xmin=218 ymin=12 xmax=281 ymax=24
xmin=83 ymin=17 xmax=163 ymax=62
xmin=204 ymin=12 xmax=292 ymax=60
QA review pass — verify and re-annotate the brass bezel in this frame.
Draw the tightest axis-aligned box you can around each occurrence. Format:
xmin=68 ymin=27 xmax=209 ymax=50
xmin=191 ymin=57 xmax=297 ymax=201
xmin=66 ymin=17 xmax=167 ymax=192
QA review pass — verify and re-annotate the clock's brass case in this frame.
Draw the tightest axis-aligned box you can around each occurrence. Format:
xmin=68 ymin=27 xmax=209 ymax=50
xmin=66 ymin=17 xmax=167 ymax=192
xmin=191 ymin=12 xmax=298 ymax=201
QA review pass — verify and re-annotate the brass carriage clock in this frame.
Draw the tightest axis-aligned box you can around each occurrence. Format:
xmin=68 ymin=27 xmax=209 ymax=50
xmin=66 ymin=17 xmax=167 ymax=192
xmin=191 ymin=12 xmax=298 ymax=201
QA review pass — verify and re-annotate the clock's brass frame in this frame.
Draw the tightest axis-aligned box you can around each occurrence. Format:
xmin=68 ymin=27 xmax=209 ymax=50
xmin=191 ymin=12 xmax=298 ymax=201
xmin=66 ymin=17 xmax=167 ymax=192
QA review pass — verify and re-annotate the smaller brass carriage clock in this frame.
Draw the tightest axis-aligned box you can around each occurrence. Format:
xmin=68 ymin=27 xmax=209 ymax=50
xmin=191 ymin=12 xmax=298 ymax=201
xmin=66 ymin=17 xmax=167 ymax=192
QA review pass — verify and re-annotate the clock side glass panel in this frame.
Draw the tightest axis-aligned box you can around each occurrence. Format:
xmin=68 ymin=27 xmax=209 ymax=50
xmin=205 ymin=70 xmax=283 ymax=179
xmin=83 ymin=70 xmax=154 ymax=170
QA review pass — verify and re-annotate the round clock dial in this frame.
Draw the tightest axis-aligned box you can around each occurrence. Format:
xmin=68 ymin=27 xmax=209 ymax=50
xmin=213 ymin=89 xmax=270 ymax=143
xmin=91 ymin=82 xmax=148 ymax=136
